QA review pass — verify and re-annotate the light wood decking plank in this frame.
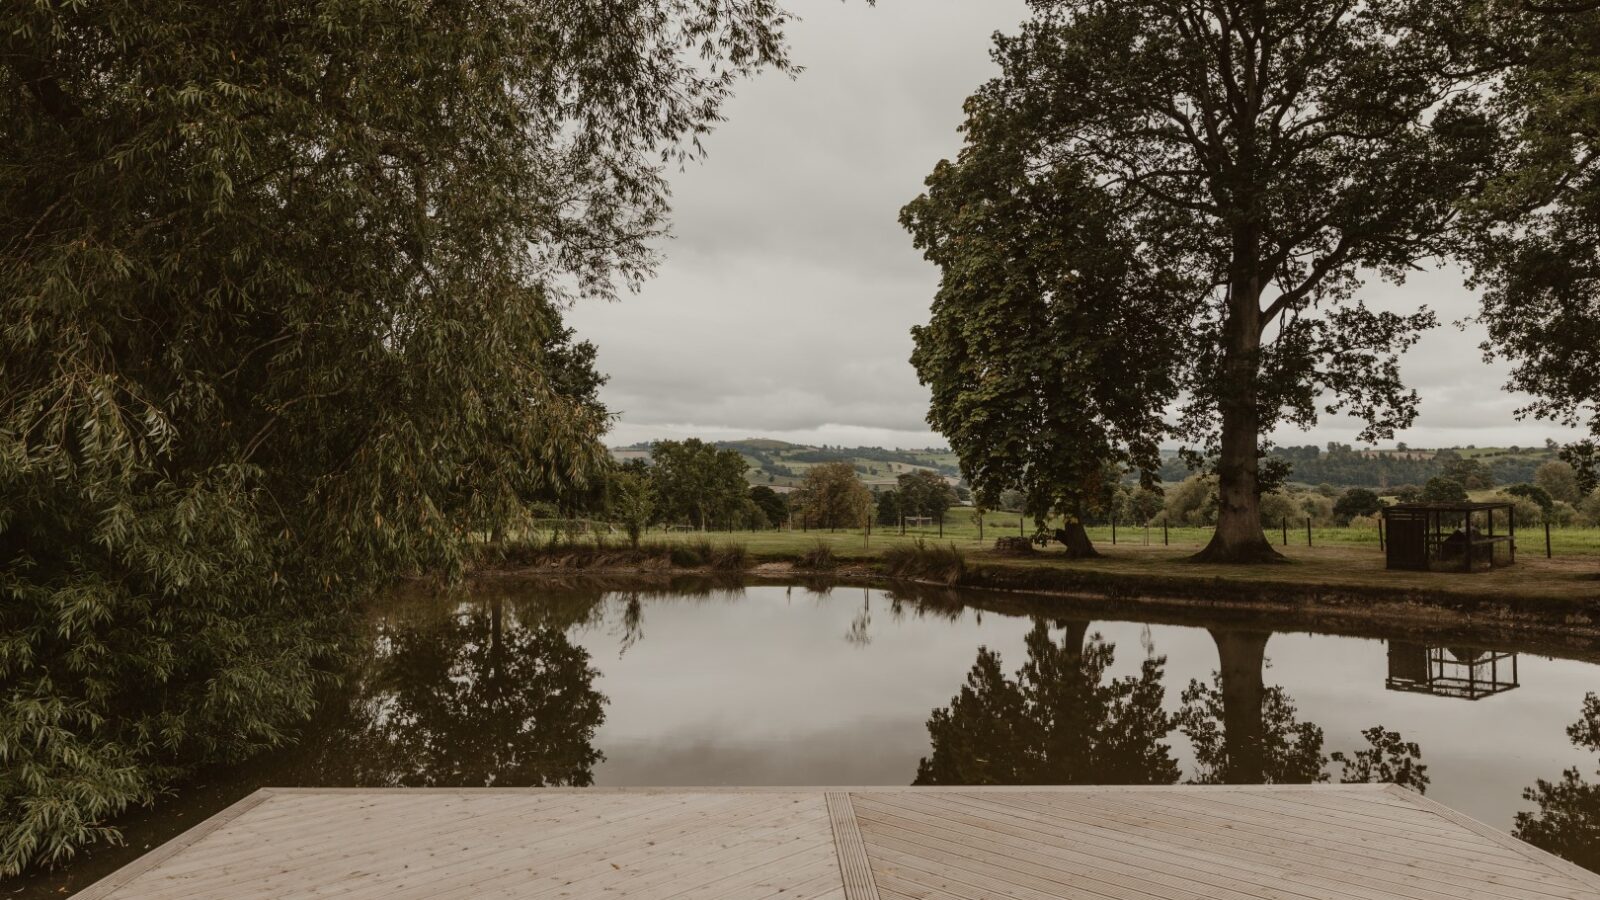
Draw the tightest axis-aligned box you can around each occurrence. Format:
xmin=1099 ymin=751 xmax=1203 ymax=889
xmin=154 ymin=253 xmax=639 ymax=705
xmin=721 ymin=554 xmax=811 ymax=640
xmin=79 ymin=786 xmax=1600 ymax=900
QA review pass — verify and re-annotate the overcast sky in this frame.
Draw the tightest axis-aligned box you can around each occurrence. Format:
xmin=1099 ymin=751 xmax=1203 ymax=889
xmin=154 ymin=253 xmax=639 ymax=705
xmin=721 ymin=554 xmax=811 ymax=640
xmin=566 ymin=0 xmax=1584 ymax=452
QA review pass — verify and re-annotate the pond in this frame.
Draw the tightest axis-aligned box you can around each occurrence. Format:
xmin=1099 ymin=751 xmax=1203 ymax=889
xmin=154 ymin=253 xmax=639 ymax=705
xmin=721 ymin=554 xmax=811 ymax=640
xmin=15 ymin=578 xmax=1600 ymax=896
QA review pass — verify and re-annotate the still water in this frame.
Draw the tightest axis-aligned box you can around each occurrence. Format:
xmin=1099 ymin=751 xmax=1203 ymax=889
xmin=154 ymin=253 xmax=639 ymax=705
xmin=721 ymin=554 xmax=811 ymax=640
xmin=17 ymin=578 xmax=1600 ymax=896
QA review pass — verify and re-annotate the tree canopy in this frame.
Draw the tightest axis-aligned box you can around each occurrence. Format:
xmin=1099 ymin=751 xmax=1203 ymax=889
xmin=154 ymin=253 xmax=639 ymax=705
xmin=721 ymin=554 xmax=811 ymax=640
xmin=792 ymin=462 xmax=873 ymax=529
xmin=895 ymin=470 xmax=959 ymax=523
xmin=1469 ymin=4 xmax=1600 ymax=442
xmin=0 ymin=0 xmax=800 ymax=875
xmin=648 ymin=440 xmax=752 ymax=530
xmin=907 ymin=0 xmax=1496 ymax=561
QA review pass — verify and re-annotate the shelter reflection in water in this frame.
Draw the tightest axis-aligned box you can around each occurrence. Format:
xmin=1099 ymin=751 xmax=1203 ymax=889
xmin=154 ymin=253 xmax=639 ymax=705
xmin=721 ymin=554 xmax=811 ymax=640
xmin=1385 ymin=642 xmax=1520 ymax=700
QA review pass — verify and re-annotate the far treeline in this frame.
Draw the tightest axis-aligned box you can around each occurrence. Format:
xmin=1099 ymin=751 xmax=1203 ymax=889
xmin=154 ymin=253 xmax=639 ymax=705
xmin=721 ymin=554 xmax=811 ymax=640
xmin=599 ymin=440 xmax=964 ymax=539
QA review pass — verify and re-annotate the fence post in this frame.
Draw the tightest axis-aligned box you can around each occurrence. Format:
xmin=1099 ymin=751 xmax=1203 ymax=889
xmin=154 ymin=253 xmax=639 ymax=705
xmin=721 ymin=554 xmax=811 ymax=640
xmin=1163 ymin=519 xmax=1169 ymax=546
xmin=1306 ymin=516 xmax=1313 ymax=547
xmin=1546 ymin=520 xmax=1552 ymax=559
xmin=1281 ymin=517 xmax=1288 ymax=546
xmin=1112 ymin=516 xmax=1117 ymax=545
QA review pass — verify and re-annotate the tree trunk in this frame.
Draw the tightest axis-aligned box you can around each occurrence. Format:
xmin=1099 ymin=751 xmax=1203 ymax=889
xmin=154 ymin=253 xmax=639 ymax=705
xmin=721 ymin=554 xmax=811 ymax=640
xmin=1211 ymin=628 xmax=1269 ymax=784
xmin=1054 ymin=522 xmax=1100 ymax=559
xmin=1194 ymin=229 xmax=1283 ymax=564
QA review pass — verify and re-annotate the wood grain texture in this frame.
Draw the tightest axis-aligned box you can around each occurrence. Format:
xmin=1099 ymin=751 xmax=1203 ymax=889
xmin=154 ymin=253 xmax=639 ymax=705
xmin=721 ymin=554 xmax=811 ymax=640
xmin=78 ymin=787 xmax=1599 ymax=900
xmin=827 ymin=792 xmax=880 ymax=900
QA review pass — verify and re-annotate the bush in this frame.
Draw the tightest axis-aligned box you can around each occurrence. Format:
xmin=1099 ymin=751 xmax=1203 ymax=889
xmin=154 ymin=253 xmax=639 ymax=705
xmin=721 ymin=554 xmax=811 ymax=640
xmin=1299 ymin=493 xmax=1336 ymax=526
xmin=1164 ymin=475 xmax=1217 ymax=527
xmin=1550 ymin=501 xmax=1580 ymax=528
xmin=883 ymin=539 xmax=967 ymax=585
xmin=1580 ymin=490 xmax=1600 ymax=527
xmin=1505 ymin=483 xmax=1555 ymax=513
xmin=1493 ymin=493 xmax=1546 ymax=529
xmin=1334 ymin=488 xmax=1383 ymax=524
xmin=1421 ymin=477 xmax=1469 ymax=503
xmin=1258 ymin=490 xmax=1300 ymax=529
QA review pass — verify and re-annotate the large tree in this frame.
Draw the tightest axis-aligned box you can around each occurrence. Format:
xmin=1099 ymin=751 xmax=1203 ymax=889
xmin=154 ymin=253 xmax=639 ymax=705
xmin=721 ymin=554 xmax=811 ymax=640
xmin=648 ymin=439 xmax=751 ymax=530
xmin=0 ymin=0 xmax=800 ymax=874
xmin=904 ymin=120 xmax=1185 ymax=557
xmin=895 ymin=470 xmax=959 ymax=524
xmin=793 ymin=461 xmax=873 ymax=530
xmin=910 ymin=0 xmax=1494 ymax=562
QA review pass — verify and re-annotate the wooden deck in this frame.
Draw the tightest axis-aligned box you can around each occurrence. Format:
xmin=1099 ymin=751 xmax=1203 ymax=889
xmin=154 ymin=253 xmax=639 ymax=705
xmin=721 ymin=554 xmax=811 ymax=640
xmin=75 ymin=785 xmax=1600 ymax=900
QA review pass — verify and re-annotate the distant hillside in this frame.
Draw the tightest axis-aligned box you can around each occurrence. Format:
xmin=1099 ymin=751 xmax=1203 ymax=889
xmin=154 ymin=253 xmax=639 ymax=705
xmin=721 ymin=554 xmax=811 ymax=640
xmin=610 ymin=440 xmax=960 ymax=489
xmin=615 ymin=439 xmax=1573 ymax=493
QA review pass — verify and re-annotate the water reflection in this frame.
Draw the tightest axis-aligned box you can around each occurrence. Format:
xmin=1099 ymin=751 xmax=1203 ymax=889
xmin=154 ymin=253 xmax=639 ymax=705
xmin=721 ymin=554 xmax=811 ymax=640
xmin=1386 ymin=642 xmax=1520 ymax=700
xmin=303 ymin=595 xmax=606 ymax=787
xmin=919 ymin=623 xmax=1429 ymax=792
xmin=915 ymin=621 xmax=1180 ymax=785
xmin=15 ymin=581 xmax=1600 ymax=897
xmin=1516 ymin=693 xmax=1600 ymax=871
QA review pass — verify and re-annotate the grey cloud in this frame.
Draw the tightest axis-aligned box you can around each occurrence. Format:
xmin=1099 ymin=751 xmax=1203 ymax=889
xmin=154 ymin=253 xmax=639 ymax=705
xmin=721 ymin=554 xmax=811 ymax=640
xmin=569 ymin=0 xmax=1580 ymax=451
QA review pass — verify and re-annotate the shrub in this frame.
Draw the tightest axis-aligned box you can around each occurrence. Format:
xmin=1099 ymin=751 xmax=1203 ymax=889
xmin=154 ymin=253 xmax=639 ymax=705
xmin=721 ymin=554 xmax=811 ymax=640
xmin=1334 ymin=488 xmax=1383 ymax=524
xmin=1505 ymin=483 xmax=1555 ymax=513
xmin=1493 ymin=492 xmax=1546 ymax=529
xmin=1299 ymin=493 xmax=1336 ymax=526
xmin=1421 ymin=477 xmax=1469 ymax=503
xmin=1164 ymin=475 xmax=1217 ymax=527
xmin=1258 ymin=490 xmax=1300 ymax=529
xmin=1579 ymin=490 xmax=1600 ymax=527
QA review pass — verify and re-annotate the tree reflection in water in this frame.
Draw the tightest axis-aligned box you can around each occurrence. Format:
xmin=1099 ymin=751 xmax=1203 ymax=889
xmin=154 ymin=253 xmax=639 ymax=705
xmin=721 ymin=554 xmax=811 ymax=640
xmin=311 ymin=596 xmax=606 ymax=787
xmin=918 ymin=622 xmax=1427 ymax=792
xmin=1515 ymin=693 xmax=1600 ymax=872
xmin=1179 ymin=629 xmax=1428 ymax=790
xmin=1179 ymin=630 xmax=1327 ymax=784
xmin=915 ymin=619 xmax=1181 ymax=785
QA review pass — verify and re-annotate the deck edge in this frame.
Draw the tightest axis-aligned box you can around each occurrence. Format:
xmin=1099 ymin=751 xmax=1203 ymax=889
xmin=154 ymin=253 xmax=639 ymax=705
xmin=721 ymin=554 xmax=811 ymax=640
xmin=1383 ymin=784 xmax=1600 ymax=891
xmin=71 ymin=788 xmax=277 ymax=900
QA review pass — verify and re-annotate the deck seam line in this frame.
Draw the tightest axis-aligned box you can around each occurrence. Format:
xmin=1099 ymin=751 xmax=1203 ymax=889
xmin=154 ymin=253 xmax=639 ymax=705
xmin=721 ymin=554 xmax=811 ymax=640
xmin=827 ymin=792 xmax=880 ymax=900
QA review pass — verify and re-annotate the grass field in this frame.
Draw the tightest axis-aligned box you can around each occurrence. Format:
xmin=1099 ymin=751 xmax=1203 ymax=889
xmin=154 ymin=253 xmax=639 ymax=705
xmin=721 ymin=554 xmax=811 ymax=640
xmin=498 ymin=516 xmax=1600 ymax=604
xmin=627 ymin=515 xmax=1600 ymax=558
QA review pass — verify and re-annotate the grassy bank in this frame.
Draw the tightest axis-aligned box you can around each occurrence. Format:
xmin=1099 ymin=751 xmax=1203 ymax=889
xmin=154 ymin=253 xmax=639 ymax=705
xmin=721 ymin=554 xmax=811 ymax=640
xmin=620 ymin=517 xmax=1600 ymax=559
xmin=487 ymin=521 xmax=1600 ymax=610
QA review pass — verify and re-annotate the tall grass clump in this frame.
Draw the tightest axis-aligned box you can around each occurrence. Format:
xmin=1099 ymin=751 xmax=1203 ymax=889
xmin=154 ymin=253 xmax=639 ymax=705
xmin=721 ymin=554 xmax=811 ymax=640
xmin=883 ymin=539 xmax=967 ymax=585
xmin=796 ymin=540 xmax=838 ymax=570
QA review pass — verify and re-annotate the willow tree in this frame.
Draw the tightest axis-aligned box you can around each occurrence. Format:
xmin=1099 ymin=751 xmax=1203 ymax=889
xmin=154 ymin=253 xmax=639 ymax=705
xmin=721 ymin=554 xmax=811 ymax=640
xmin=911 ymin=0 xmax=1495 ymax=562
xmin=0 ymin=0 xmax=801 ymax=874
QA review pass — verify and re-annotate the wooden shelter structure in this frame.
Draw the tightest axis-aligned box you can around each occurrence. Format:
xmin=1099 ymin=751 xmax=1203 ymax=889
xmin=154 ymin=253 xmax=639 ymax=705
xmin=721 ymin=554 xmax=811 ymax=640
xmin=1380 ymin=501 xmax=1516 ymax=572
